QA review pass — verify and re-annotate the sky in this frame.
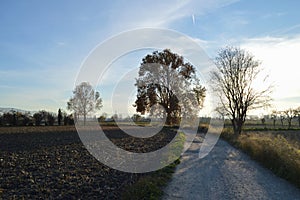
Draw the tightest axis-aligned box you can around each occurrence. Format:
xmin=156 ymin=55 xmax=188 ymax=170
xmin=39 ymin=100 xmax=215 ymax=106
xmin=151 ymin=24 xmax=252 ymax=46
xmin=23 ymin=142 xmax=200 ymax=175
xmin=1 ymin=0 xmax=300 ymax=117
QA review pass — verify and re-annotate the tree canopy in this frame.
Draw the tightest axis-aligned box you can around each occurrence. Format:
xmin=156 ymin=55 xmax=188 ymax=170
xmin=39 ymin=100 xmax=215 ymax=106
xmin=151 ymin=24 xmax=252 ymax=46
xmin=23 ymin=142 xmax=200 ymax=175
xmin=67 ymin=82 xmax=102 ymax=125
xmin=134 ymin=49 xmax=206 ymax=125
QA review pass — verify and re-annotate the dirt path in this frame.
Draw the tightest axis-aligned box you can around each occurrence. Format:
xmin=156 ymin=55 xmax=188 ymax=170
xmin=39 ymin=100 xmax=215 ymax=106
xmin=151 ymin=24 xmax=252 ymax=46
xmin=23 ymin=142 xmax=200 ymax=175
xmin=163 ymin=134 xmax=300 ymax=200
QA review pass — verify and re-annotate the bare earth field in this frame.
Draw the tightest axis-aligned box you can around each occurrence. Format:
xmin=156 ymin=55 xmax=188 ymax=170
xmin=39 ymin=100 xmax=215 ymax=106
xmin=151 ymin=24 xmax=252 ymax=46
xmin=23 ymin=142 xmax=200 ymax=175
xmin=0 ymin=126 xmax=176 ymax=199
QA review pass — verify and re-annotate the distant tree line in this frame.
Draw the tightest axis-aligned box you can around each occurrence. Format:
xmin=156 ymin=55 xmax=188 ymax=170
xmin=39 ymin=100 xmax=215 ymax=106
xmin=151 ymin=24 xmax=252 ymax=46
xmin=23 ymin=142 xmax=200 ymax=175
xmin=261 ymin=107 xmax=300 ymax=129
xmin=97 ymin=113 xmax=151 ymax=123
xmin=0 ymin=109 xmax=74 ymax=127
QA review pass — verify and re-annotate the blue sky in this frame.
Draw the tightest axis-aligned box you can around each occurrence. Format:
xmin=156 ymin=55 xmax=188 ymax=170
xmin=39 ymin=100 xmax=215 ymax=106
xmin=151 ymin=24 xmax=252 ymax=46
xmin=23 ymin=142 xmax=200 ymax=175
xmin=1 ymin=0 xmax=300 ymax=116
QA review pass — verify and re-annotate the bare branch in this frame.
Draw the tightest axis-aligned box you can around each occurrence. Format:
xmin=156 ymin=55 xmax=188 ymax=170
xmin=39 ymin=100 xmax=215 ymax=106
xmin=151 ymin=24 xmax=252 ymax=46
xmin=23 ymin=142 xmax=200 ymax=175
xmin=210 ymin=47 xmax=272 ymax=135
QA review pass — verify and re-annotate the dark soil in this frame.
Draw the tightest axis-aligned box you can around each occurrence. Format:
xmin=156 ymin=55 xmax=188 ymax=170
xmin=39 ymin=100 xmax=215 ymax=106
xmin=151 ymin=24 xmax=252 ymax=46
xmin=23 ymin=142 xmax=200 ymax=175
xmin=0 ymin=126 xmax=176 ymax=199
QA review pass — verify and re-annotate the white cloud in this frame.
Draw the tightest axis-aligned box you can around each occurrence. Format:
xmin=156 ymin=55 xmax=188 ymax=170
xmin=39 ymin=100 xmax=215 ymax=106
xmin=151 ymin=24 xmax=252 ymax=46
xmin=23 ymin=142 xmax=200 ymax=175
xmin=241 ymin=35 xmax=300 ymax=110
xmin=106 ymin=0 xmax=239 ymax=32
xmin=56 ymin=41 xmax=66 ymax=46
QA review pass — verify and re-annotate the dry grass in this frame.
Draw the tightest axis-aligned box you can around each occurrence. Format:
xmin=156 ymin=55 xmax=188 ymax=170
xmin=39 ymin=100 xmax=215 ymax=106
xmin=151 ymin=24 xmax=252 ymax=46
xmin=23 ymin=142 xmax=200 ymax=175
xmin=222 ymin=130 xmax=300 ymax=188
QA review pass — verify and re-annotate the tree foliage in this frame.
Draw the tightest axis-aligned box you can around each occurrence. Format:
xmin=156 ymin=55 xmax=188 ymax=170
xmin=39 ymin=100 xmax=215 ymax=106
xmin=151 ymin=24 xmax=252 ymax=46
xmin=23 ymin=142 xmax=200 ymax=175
xmin=131 ymin=114 xmax=142 ymax=122
xmin=33 ymin=110 xmax=55 ymax=126
xmin=0 ymin=109 xmax=73 ymax=127
xmin=211 ymin=47 xmax=272 ymax=135
xmin=33 ymin=112 xmax=43 ymax=126
xmin=67 ymin=82 xmax=102 ymax=125
xmin=98 ymin=113 xmax=107 ymax=122
xmin=0 ymin=111 xmax=32 ymax=126
xmin=134 ymin=49 xmax=206 ymax=125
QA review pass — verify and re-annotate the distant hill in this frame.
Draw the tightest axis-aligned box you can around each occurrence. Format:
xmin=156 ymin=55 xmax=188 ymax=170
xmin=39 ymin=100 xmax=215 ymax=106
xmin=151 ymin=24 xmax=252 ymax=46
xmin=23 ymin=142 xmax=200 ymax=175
xmin=0 ymin=107 xmax=35 ymax=115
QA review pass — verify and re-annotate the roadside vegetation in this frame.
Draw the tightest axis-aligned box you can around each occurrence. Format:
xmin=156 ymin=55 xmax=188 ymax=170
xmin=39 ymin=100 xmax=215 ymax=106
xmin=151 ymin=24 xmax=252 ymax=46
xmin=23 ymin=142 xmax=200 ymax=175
xmin=122 ymin=131 xmax=185 ymax=200
xmin=221 ymin=127 xmax=300 ymax=188
xmin=121 ymin=159 xmax=180 ymax=200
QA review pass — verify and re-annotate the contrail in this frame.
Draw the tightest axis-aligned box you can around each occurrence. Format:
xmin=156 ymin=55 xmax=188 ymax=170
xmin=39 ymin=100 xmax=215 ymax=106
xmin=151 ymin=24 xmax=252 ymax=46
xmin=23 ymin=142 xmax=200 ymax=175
xmin=192 ymin=14 xmax=195 ymax=25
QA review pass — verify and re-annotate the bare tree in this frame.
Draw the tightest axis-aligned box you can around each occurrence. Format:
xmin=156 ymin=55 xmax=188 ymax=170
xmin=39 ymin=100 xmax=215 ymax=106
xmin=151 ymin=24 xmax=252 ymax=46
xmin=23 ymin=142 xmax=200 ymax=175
xmin=134 ymin=49 xmax=206 ymax=125
xmin=270 ymin=110 xmax=277 ymax=128
xmin=294 ymin=107 xmax=300 ymax=127
xmin=284 ymin=108 xmax=295 ymax=129
xmin=279 ymin=111 xmax=285 ymax=127
xmin=67 ymin=82 xmax=102 ymax=125
xmin=261 ymin=117 xmax=266 ymax=129
xmin=47 ymin=113 xmax=55 ymax=126
xmin=211 ymin=47 xmax=272 ymax=135
xmin=216 ymin=106 xmax=228 ymax=120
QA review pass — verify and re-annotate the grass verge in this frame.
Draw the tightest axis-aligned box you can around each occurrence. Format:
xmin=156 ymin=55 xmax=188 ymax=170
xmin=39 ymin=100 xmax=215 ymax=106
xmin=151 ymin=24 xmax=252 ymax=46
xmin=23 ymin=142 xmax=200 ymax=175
xmin=221 ymin=129 xmax=300 ymax=188
xmin=121 ymin=131 xmax=185 ymax=200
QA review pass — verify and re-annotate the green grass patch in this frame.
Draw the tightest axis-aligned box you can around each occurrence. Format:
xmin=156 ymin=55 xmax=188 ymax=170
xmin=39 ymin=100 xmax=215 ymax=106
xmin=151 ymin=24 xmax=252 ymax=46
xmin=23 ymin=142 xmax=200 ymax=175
xmin=121 ymin=131 xmax=185 ymax=200
xmin=121 ymin=161 xmax=180 ymax=200
xmin=222 ymin=129 xmax=300 ymax=188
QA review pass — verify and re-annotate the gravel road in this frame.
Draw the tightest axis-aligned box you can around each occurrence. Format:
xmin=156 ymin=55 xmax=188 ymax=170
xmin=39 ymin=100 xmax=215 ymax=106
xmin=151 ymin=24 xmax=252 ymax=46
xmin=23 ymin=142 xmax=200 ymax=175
xmin=163 ymin=134 xmax=300 ymax=200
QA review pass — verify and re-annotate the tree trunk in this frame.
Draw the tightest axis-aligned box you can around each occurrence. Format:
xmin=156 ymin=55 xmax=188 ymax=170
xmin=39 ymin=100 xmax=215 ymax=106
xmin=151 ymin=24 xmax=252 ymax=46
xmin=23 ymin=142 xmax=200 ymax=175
xmin=166 ymin=113 xmax=172 ymax=126
xmin=232 ymin=118 xmax=243 ymax=135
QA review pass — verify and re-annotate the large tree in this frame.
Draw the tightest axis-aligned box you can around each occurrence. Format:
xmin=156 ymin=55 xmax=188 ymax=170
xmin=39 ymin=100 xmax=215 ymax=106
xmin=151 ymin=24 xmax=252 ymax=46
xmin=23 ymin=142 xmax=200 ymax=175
xmin=67 ymin=82 xmax=102 ymax=125
xmin=211 ymin=47 xmax=272 ymax=135
xmin=134 ymin=49 xmax=206 ymax=125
